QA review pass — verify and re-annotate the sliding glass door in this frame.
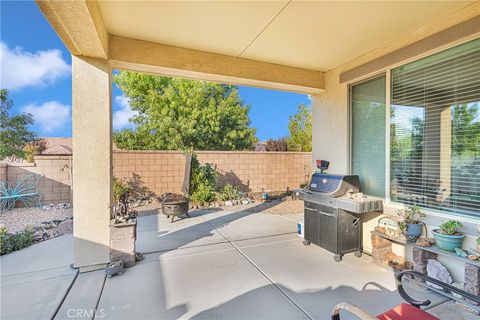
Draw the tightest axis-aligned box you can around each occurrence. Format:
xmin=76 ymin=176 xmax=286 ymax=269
xmin=351 ymin=75 xmax=386 ymax=197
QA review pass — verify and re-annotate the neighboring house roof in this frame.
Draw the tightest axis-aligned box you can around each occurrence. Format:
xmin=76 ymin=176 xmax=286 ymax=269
xmin=254 ymin=142 xmax=267 ymax=152
xmin=41 ymin=137 xmax=73 ymax=155
xmin=40 ymin=137 xmax=120 ymax=155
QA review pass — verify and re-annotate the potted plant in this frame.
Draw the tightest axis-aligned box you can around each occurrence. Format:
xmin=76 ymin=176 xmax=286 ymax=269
xmin=432 ymin=220 xmax=464 ymax=252
xmin=396 ymin=205 xmax=425 ymax=241
xmin=109 ymin=178 xmax=138 ymax=268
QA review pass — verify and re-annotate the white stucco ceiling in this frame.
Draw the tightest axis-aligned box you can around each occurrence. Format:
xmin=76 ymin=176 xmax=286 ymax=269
xmin=98 ymin=0 xmax=474 ymax=72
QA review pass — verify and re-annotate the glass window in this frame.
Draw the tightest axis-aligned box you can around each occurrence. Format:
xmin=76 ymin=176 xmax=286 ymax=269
xmin=390 ymin=38 xmax=480 ymax=217
xmin=351 ymin=75 xmax=386 ymax=197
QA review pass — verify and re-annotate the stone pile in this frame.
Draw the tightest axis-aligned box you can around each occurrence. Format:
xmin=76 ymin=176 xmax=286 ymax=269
xmin=33 ymin=217 xmax=73 ymax=242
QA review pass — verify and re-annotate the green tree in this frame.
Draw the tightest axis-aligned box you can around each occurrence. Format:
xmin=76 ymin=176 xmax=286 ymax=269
xmin=113 ymin=71 xmax=257 ymax=151
xmin=287 ymin=104 xmax=312 ymax=152
xmin=0 ymin=90 xmax=37 ymax=160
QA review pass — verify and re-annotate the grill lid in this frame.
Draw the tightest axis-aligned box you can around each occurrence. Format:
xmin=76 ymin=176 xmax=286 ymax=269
xmin=309 ymin=173 xmax=360 ymax=197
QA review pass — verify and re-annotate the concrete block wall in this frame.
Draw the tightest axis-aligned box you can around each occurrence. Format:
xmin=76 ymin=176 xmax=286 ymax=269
xmin=5 ymin=156 xmax=72 ymax=205
xmin=3 ymin=151 xmax=312 ymax=207
xmin=113 ymin=151 xmax=312 ymax=196
xmin=197 ymin=151 xmax=312 ymax=192
xmin=0 ymin=163 xmax=6 ymax=181
xmin=113 ymin=151 xmax=187 ymax=196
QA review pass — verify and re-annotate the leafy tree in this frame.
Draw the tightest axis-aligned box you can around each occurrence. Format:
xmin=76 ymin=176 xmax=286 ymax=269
xmin=0 ymin=90 xmax=37 ymax=160
xmin=113 ymin=71 xmax=257 ymax=151
xmin=287 ymin=104 xmax=312 ymax=152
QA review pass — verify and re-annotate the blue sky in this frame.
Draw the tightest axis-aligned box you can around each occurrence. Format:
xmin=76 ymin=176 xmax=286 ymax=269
xmin=1 ymin=1 xmax=310 ymax=141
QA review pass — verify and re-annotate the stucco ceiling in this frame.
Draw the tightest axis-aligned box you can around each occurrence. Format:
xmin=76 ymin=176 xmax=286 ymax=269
xmin=98 ymin=0 xmax=474 ymax=72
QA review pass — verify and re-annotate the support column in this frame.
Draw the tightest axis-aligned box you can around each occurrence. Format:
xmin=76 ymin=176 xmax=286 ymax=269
xmin=72 ymin=56 xmax=112 ymax=270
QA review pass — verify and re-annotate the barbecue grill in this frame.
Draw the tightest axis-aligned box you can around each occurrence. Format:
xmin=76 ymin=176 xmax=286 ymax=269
xmin=295 ymin=160 xmax=383 ymax=262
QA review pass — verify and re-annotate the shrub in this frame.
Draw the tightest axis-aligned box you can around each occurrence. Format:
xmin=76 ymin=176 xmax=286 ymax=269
xmin=0 ymin=226 xmax=35 ymax=255
xmin=190 ymin=184 xmax=216 ymax=204
xmin=189 ymin=153 xmax=218 ymax=203
xmin=266 ymin=138 xmax=288 ymax=152
xmin=439 ymin=220 xmax=463 ymax=236
xmin=23 ymin=139 xmax=47 ymax=163
xmin=113 ymin=177 xmax=133 ymax=202
xmin=217 ymin=184 xmax=241 ymax=201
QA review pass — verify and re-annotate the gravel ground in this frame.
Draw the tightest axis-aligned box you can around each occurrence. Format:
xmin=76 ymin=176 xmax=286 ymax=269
xmin=0 ymin=207 xmax=73 ymax=233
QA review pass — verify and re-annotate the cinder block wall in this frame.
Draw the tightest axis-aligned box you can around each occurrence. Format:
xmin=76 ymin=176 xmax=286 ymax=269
xmin=113 ymin=151 xmax=312 ymax=196
xmin=3 ymin=151 xmax=311 ymax=206
xmin=197 ymin=151 xmax=312 ymax=192
xmin=0 ymin=164 xmax=6 ymax=181
xmin=5 ymin=156 xmax=72 ymax=205
xmin=113 ymin=151 xmax=187 ymax=195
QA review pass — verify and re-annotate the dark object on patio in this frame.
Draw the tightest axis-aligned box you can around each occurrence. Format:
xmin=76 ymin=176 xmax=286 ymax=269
xmin=105 ymin=261 xmax=124 ymax=278
xmin=331 ymin=270 xmax=480 ymax=319
xmin=159 ymin=154 xmax=192 ymax=222
xmin=295 ymin=161 xmax=383 ymax=262
xmin=160 ymin=193 xmax=190 ymax=222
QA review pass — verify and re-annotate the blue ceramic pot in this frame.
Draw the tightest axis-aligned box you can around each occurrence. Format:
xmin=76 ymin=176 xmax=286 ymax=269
xmin=405 ymin=223 xmax=422 ymax=239
xmin=433 ymin=229 xmax=464 ymax=252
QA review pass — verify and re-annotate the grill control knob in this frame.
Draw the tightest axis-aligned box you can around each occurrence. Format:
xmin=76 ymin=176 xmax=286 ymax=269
xmin=322 ymin=178 xmax=327 ymax=184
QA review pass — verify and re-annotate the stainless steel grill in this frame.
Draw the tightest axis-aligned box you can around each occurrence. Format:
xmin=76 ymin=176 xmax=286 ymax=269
xmin=295 ymin=162 xmax=383 ymax=262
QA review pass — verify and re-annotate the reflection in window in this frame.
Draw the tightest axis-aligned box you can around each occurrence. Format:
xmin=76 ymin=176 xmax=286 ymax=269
xmin=390 ymin=38 xmax=480 ymax=217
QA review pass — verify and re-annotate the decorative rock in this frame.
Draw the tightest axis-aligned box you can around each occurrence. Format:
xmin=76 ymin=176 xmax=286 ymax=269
xmin=427 ymin=259 xmax=453 ymax=289
xmin=241 ymin=199 xmax=250 ymax=205
xmin=465 ymin=264 xmax=480 ymax=285
xmin=413 ymin=247 xmax=437 ymax=265
xmin=224 ymin=201 xmax=233 ymax=206
xmin=467 ymin=248 xmax=480 ymax=256
xmin=455 ymin=248 xmax=469 ymax=258
xmin=416 ymin=238 xmax=435 ymax=247
xmin=469 ymin=255 xmax=479 ymax=261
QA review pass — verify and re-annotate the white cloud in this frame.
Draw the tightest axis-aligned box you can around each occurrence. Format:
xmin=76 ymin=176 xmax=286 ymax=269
xmin=0 ymin=42 xmax=70 ymax=91
xmin=113 ymin=94 xmax=138 ymax=130
xmin=23 ymin=101 xmax=70 ymax=133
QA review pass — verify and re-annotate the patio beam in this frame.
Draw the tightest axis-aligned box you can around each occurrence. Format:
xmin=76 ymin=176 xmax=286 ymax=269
xmin=108 ymin=35 xmax=325 ymax=94
xmin=35 ymin=0 xmax=108 ymax=59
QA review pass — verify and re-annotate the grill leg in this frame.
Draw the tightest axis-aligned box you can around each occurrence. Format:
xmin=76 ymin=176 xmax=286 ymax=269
xmin=334 ymin=254 xmax=343 ymax=262
xmin=170 ymin=215 xmax=175 ymax=223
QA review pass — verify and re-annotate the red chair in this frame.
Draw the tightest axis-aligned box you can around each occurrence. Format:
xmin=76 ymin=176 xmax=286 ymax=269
xmin=331 ymin=270 xmax=480 ymax=320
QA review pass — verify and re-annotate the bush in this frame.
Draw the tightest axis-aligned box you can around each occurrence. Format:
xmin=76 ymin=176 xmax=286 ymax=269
xmin=266 ymin=138 xmax=288 ymax=152
xmin=217 ymin=184 xmax=241 ymax=201
xmin=189 ymin=153 xmax=218 ymax=203
xmin=0 ymin=226 xmax=35 ymax=255
xmin=113 ymin=177 xmax=133 ymax=202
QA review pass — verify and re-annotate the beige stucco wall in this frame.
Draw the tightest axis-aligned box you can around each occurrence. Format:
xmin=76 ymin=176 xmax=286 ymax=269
xmin=72 ymin=56 xmax=112 ymax=270
xmin=312 ymin=13 xmax=480 ymax=281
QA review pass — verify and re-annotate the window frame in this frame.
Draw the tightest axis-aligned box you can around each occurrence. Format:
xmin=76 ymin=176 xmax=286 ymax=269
xmin=348 ymin=35 xmax=480 ymax=219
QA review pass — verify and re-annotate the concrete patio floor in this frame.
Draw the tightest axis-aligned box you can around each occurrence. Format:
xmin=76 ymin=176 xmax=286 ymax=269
xmin=2 ymin=208 xmax=461 ymax=320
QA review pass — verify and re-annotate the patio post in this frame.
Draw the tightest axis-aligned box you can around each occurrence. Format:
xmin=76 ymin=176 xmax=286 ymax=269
xmin=72 ymin=56 xmax=113 ymax=270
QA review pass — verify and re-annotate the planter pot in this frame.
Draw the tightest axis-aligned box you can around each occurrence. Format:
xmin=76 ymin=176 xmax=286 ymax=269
xmin=432 ymin=229 xmax=464 ymax=252
xmin=404 ymin=223 xmax=423 ymax=240
xmin=109 ymin=220 xmax=137 ymax=268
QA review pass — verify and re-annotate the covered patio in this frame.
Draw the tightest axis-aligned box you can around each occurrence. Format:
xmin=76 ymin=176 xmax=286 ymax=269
xmin=20 ymin=1 xmax=480 ymax=319
xmin=2 ymin=208 xmax=455 ymax=319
